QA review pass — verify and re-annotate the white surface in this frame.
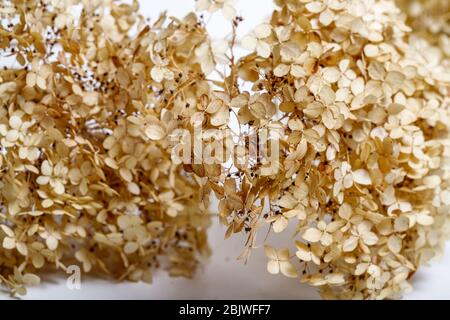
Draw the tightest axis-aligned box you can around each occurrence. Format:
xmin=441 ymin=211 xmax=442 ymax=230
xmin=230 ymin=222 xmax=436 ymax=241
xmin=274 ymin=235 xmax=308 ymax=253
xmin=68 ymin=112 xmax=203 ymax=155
xmin=14 ymin=218 xmax=450 ymax=299
xmin=2 ymin=0 xmax=450 ymax=300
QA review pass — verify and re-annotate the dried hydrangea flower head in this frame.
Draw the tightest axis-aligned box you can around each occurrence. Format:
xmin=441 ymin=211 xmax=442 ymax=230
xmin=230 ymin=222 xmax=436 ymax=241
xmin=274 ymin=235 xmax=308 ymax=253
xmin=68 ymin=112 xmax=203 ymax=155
xmin=206 ymin=0 xmax=450 ymax=299
xmin=0 ymin=0 xmax=211 ymax=295
xmin=0 ymin=0 xmax=449 ymax=300
xmin=395 ymin=0 xmax=449 ymax=58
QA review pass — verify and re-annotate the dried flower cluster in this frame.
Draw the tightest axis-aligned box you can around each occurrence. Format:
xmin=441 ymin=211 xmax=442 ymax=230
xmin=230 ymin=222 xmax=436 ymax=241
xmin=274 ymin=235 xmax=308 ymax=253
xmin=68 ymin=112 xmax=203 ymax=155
xmin=0 ymin=0 xmax=212 ymax=295
xmin=204 ymin=0 xmax=450 ymax=299
xmin=395 ymin=0 xmax=449 ymax=59
xmin=0 ymin=0 xmax=449 ymax=300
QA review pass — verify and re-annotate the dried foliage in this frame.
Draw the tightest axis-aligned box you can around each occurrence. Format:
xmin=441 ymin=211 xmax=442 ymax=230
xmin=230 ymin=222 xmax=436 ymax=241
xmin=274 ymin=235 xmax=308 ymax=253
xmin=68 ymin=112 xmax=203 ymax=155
xmin=205 ymin=0 xmax=450 ymax=299
xmin=0 ymin=0 xmax=211 ymax=295
xmin=0 ymin=0 xmax=449 ymax=300
xmin=395 ymin=0 xmax=449 ymax=59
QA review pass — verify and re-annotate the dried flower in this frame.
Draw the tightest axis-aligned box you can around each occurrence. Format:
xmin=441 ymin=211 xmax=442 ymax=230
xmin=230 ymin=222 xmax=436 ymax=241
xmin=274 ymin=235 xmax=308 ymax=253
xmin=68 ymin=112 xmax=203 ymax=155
xmin=206 ymin=0 xmax=450 ymax=300
xmin=0 ymin=0 xmax=211 ymax=296
xmin=0 ymin=0 xmax=448 ymax=300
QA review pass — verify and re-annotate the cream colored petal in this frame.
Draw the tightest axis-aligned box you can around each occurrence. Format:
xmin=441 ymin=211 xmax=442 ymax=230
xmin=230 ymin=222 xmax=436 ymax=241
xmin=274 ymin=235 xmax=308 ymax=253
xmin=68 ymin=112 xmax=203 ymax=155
xmin=36 ymin=75 xmax=47 ymax=90
xmin=9 ymin=115 xmax=22 ymax=130
xmin=23 ymin=273 xmax=40 ymax=286
xmin=305 ymin=1 xmax=325 ymax=13
xmin=124 ymin=241 xmax=139 ymax=254
xmin=150 ymin=66 xmax=165 ymax=82
xmin=274 ymin=64 xmax=290 ymax=77
xmin=36 ymin=175 xmax=50 ymax=185
xmin=319 ymin=9 xmax=334 ymax=26
xmin=41 ymin=160 xmax=53 ymax=176
xmin=52 ymin=180 xmax=65 ymax=195
xmin=361 ymin=232 xmax=378 ymax=246
xmin=241 ymin=35 xmax=257 ymax=51
xmin=303 ymin=228 xmax=322 ymax=243
xmin=256 ymin=41 xmax=271 ymax=58
xmin=3 ymin=237 xmax=15 ymax=249
xmin=46 ymin=236 xmax=58 ymax=250
xmin=355 ymin=263 xmax=369 ymax=276
xmin=264 ymin=245 xmax=278 ymax=260
xmin=254 ymin=24 xmax=271 ymax=39
xmin=416 ymin=213 xmax=434 ymax=226
xmin=267 ymin=260 xmax=280 ymax=274
xmin=296 ymin=246 xmax=312 ymax=262
xmin=127 ymin=182 xmax=140 ymax=195
xmin=145 ymin=125 xmax=165 ymax=140
xmin=280 ymin=261 xmax=298 ymax=278
xmin=352 ymin=169 xmax=372 ymax=185
xmin=26 ymin=72 xmax=37 ymax=87
xmin=343 ymin=236 xmax=358 ymax=252
xmin=273 ymin=216 xmax=288 ymax=233
xmin=221 ymin=4 xmax=236 ymax=20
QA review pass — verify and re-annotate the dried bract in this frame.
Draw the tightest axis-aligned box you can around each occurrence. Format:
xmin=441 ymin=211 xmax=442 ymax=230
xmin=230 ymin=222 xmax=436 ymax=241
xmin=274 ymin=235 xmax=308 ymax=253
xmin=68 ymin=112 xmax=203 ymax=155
xmin=0 ymin=0 xmax=212 ymax=295
xmin=207 ymin=0 xmax=450 ymax=300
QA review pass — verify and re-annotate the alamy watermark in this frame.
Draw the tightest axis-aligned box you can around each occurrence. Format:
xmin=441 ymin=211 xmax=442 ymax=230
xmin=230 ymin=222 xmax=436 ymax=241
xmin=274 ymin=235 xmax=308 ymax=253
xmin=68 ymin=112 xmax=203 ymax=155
xmin=66 ymin=265 xmax=81 ymax=290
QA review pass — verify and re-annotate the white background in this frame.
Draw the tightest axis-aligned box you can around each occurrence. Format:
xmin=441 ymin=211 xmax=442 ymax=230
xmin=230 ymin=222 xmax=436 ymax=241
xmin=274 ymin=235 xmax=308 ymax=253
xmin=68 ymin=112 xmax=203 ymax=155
xmin=3 ymin=0 xmax=450 ymax=299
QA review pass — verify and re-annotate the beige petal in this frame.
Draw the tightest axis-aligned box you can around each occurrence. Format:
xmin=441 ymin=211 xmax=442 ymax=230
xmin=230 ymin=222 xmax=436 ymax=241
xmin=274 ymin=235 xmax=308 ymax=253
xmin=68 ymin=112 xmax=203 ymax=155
xmin=9 ymin=115 xmax=22 ymax=130
xmin=210 ymin=106 xmax=229 ymax=126
xmin=355 ymin=263 xmax=369 ymax=276
xmin=41 ymin=160 xmax=53 ymax=176
xmin=273 ymin=216 xmax=288 ymax=233
xmin=305 ymin=1 xmax=325 ymax=13
xmin=46 ymin=236 xmax=58 ymax=250
xmin=303 ymin=228 xmax=322 ymax=243
xmin=416 ymin=213 xmax=434 ymax=226
xmin=23 ymin=273 xmax=40 ymax=286
xmin=264 ymin=245 xmax=278 ymax=260
xmin=105 ymin=157 xmax=119 ymax=169
xmin=290 ymin=65 xmax=305 ymax=78
xmin=5 ymin=129 xmax=19 ymax=142
xmin=124 ymin=241 xmax=139 ymax=254
xmin=296 ymin=243 xmax=312 ymax=262
xmin=222 ymin=4 xmax=236 ymax=20
xmin=326 ymin=273 xmax=344 ymax=284
xmin=127 ymin=182 xmax=140 ymax=195
xmin=350 ymin=77 xmax=365 ymax=96
xmin=32 ymin=254 xmax=45 ymax=269
xmin=254 ymin=24 xmax=271 ymax=39
xmin=26 ymin=72 xmax=37 ymax=87
xmin=145 ymin=125 xmax=165 ymax=140
xmin=120 ymin=168 xmax=133 ymax=182
xmin=267 ymin=260 xmax=280 ymax=274
xmin=150 ymin=66 xmax=165 ymax=82
xmin=16 ymin=242 xmax=28 ymax=256
xmin=1 ymin=225 xmax=15 ymax=237
xmin=338 ymin=203 xmax=352 ymax=220
xmin=364 ymin=44 xmax=379 ymax=57
xmin=256 ymin=41 xmax=271 ymax=58
xmin=387 ymin=235 xmax=402 ymax=253
xmin=36 ymin=75 xmax=47 ymax=90
xmin=274 ymin=64 xmax=290 ymax=77
xmin=280 ymin=261 xmax=298 ymax=278
xmin=361 ymin=231 xmax=378 ymax=246
xmin=320 ymin=232 xmax=333 ymax=246
xmin=323 ymin=67 xmax=340 ymax=83
xmin=352 ymin=169 xmax=372 ymax=185
xmin=241 ymin=35 xmax=257 ymax=51
xmin=319 ymin=9 xmax=334 ymax=26
xmin=52 ymin=180 xmax=65 ymax=195
xmin=36 ymin=176 xmax=50 ymax=185
xmin=277 ymin=248 xmax=290 ymax=260
xmin=343 ymin=236 xmax=358 ymax=252
xmin=3 ymin=237 xmax=15 ymax=249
